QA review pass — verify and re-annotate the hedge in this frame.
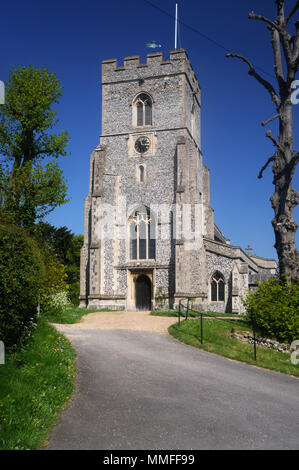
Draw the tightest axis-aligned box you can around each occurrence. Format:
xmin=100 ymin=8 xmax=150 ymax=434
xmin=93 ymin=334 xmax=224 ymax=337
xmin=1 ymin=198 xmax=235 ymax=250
xmin=0 ymin=223 xmax=45 ymax=347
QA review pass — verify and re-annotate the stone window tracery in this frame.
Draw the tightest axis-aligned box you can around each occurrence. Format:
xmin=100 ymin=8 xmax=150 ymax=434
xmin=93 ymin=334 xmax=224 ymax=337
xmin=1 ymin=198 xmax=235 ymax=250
xmin=128 ymin=206 xmax=155 ymax=260
xmin=133 ymin=93 xmax=152 ymax=126
xmin=211 ymin=271 xmax=225 ymax=302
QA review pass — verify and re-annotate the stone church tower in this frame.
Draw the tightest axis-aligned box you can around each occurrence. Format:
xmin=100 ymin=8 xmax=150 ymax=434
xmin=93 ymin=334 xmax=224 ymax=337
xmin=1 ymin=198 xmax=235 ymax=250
xmin=80 ymin=49 xmax=277 ymax=312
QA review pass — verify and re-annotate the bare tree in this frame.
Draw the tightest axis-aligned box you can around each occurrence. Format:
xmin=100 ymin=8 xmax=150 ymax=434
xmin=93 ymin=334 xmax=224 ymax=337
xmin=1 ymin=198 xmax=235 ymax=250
xmin=227 ymin=0 xmax=299 ymax=283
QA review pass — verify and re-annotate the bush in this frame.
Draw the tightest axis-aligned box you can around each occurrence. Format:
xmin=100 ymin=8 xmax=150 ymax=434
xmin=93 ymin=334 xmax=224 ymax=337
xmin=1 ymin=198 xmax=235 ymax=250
xmin=68 ymin=280 xmax=80 ymax=306
xmin=0 ymin=224 xmax=45 ymax=347
xmin=45 ymin=291 xmax=70 ymax=317
xmin=243 ymin=278 xmax=299 ymax=343
xmin=33 ymin=223 xmax=82 ymax=306
xmin=39 ymin=251 xmax=68 ymax=312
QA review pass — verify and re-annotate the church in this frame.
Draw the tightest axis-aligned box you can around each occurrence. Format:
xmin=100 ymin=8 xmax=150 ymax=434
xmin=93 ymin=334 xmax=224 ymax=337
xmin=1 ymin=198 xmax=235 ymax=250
xmin=79 ymin=49 xmax=277 ymax=314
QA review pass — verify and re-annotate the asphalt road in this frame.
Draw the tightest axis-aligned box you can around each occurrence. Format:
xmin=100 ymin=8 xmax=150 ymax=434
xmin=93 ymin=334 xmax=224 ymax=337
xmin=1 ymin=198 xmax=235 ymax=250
xmin=45 ymin=327 xmax=299 ymax=450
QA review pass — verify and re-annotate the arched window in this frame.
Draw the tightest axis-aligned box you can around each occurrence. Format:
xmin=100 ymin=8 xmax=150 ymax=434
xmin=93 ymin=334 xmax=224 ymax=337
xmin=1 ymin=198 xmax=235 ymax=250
xmin=139 ymin=165 xmax=145 ymax=183
xmin=128 ymin=206 xmax=155 ymax=260
xmin=134 ymin=93 xmax=152 ymax=126
xmin=211 ymin=272 xmax=225 ymax=302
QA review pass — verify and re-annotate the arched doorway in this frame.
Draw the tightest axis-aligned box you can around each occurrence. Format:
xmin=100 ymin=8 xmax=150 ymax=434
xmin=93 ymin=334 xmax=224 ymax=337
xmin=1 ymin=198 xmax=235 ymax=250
xmin=135 ymin=275 xmax=152 ymax=310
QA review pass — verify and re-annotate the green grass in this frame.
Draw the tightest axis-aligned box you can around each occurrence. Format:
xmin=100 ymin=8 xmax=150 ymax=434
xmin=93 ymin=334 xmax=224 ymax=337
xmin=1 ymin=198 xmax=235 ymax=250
xmin=169 ymin=318 xmax=299 ymax=377
xmin=42 ymin=305 xmax=111 ymax=324
xmin=0 ymin=318 xmax=76 ymax=449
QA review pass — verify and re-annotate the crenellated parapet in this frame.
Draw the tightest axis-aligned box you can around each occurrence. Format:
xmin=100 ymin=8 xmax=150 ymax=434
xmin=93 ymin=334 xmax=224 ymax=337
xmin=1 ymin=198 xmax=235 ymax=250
xmin=102 ymin=49 xmax=200 ymax=94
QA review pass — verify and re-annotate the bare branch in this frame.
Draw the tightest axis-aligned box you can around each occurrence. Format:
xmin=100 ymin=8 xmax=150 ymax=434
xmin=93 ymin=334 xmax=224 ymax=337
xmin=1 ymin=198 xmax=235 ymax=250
xmin=272 ymin=1 xmax=295 ymax=75
xmin=258 ymin=154 xmax=276 ymax=179
xmin=293 ymin=20 xmax=299 ymax=60
xmin=290 ymin=152 xmax=299 ymax=171
xmin=276 ymin=0 xmax=285 ymax=24
xmin=226 ymin=0 xmax=299 ymax=281
xmin=269 ymin=26 xmax=285 ymax=88
xmin=285 ymin=1 xmax=299 ymax=24
xmin=249 ymin=3 xmax=296 ymax=77
xmin=281 ymin=31 xmax=295 ymax=75
xmin=226 ymin=53 xmax=281 ymax=108
xmin=292 ymin=20 xmax=299 ymax=69
xmin=266 ymin=130 xmax=285 ymax=155
xmin=262 ymin=114 xmax=280 ymax=126
xmin=248 ymin=11 xmax=278 ymax=30
xmin=266 ymin=130 xmax=280 ymax=148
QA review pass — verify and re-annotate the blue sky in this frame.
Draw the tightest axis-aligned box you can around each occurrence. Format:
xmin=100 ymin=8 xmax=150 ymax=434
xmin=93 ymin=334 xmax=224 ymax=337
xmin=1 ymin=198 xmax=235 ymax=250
xmin=0 ymin=0 xmax=298 ymax=260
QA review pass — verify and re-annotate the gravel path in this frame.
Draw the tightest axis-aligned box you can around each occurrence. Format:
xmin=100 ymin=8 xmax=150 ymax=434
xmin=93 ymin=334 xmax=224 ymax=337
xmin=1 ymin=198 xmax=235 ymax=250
xmin=54 ymin=310 xmax=176 ymax=334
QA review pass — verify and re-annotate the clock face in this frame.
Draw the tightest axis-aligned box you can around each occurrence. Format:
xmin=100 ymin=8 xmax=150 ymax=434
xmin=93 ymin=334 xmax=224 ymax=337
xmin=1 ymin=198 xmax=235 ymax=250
xmin=134 ymin=136 xmax=150 ymax=154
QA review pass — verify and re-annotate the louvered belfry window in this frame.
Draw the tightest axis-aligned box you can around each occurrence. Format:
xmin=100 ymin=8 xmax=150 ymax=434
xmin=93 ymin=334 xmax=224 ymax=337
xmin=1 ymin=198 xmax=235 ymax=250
xmin=135 ymin=94 xmax=152 ymax=126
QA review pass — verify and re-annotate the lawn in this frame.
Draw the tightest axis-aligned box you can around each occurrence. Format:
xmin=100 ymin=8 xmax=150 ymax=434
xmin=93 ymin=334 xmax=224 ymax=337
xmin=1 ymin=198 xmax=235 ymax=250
xmin=42 ymin=305 xmax=110 ymax=324
xmin=168 ymin=317 xmax=299 ymax=377
xmin=0 ymin=304 xmax=109 ymax=450
xmin=0 ymin=318 xmax=76 ymax=450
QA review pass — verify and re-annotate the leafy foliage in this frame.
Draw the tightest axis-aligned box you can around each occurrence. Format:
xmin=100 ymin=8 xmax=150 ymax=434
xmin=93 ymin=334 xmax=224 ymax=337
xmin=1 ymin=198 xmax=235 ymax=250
xmin=0 ymin=65 xmax=69 ymax=227
xmin=34 ymin=222 xmax=83 ymax=305
xmin=1 ymin=159 xmax=69 ymax=227
xmin=243 ymin=278 xmax=299 ymax=343
xmin=0 ymin=223 xmax=45 ymax=347
xmin=39 ymin=251 xmax=69 ymax=312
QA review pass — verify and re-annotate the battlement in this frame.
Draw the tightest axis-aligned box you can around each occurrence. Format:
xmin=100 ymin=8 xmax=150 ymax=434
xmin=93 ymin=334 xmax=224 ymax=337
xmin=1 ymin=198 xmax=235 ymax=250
xmin=102 ymin=49 xmax=200 ymax=90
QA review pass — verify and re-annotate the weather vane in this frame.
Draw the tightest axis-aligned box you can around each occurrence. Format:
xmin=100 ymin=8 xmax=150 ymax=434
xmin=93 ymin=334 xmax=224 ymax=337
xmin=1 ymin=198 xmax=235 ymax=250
xmin=146 ymin=41 xmax=162 ymax=49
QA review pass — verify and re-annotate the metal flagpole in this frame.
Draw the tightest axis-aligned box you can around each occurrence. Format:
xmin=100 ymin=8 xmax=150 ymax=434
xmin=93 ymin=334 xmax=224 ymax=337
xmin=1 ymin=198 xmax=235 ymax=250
xmin=175 ymin=3 xmax=178 ymax=49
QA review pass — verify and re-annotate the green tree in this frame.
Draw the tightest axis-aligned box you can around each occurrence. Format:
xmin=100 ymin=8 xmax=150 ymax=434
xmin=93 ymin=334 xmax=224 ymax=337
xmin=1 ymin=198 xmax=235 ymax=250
xmin=65 ymin=234 xmax=83 ymax=305
xmin=34 ymin=222 xmax=83 ymax=305
xmin=34 ymin=222 xmax=73 ymax=260
xmin=0 ymin=65 xmax=69 ymax=227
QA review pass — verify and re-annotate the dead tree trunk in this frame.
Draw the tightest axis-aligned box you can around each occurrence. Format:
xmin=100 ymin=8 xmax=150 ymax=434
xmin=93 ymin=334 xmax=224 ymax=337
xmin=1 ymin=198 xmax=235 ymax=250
xmin=227 ymin=0 xmax=299 ymax=283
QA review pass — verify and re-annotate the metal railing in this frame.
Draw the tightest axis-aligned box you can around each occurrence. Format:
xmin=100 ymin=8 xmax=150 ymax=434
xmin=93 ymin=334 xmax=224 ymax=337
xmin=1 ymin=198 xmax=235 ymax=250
xmin=178 ymin=298 xmax=257 ymax=360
